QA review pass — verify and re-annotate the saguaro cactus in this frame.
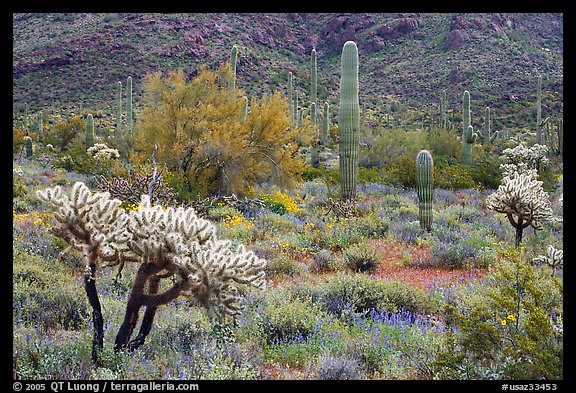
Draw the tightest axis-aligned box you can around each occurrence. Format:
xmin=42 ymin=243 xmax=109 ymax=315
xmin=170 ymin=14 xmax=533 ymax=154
xmin=440 ymin=90 xmax=447 ymax=129
xmin=416 ymin=149 xmax=433 ymax=231
xmin=310 ymin=102 xmax=319 ymax=168
xmin=293 ymin=90 xmax=299 ymax=126
xmin=536 ymin=75 xmax=542 ymax=144
xmin=322 ymin=101 xmax=330 ymax=144
xmin=116 ymin=81 xmax=123 ymax=139
xmin=462 ymin=125 xmax=477 ymax=164
xmin=338 ymin=41 xmax=360 ymax=202
xmin=462 ymin=91 xmax=477 ymax=164
xmin=86 ymin=114 xmax=95 ymax=149
xmin=310 ymin=48 xmax=317 ymax=107
xmin=477 ymin=106 xmax=498 ymax=146
xmin=230 ymin=45 xmax=238 ymax=91
xmin=288 ymin=71 xmax=293 ymax=125
xmin=243 ymin=96 xmax=249 ymax=120
xmin=38 ymin=111 xmax=44 ymax=134
xmin=25 ymin=135 xmax=33 ymax=158
xmin=126 ymin=76 xmax=133 ymax=133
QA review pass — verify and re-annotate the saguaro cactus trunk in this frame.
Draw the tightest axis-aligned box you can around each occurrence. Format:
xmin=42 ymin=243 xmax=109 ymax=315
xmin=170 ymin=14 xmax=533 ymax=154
xmin=86 ymin=114 xmax=94 ymax=149
xmin=416 ymin=149 xmax=433 ymax=231
xmin=338 ymin=41 xmax=360 ymax=202
xmin=462 ymin=90 xmax=476 ymax=164
xmin=126 ymin=76 xmax=133 ymax=134
xmin=230 ymin=45 xmax=238 ymax=91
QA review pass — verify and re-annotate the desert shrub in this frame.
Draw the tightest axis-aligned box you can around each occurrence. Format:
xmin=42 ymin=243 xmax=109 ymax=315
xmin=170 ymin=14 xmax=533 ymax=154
xmin=467 ymin=154 xmax=503 ymax=189
xmin=435 ymin=164 xmax=476 ymax=189
xmin=13 ymin=124 xmax=26 ymax=157
xmin=313 ymin=354 xmax=365 ymax=380
xmin=347 ymin=213 xmax=390 ymax=239
xmin=343 ymin=242 xmax=380 ymax=273
xmin=381 ymin=155 xmax=417 ymax=188
xmin=265 ymin=254 xmax=301 ymax=277
xmin=41 ymin=115 xmax=85 ymax=152
xmin=316 ymin=274 xmax=428 ymax=318
xmin=13 ymin=249 xmax=89 ymax=331
xmin=309 ymin=249 xmax=337 ymax=273
xmin=13 ymin=327 xmax=93 ymax=379
xmin=434 ymin=245 xmax=563 ymax=379
xmin=258 ymin=291 xmax=334 ymax=343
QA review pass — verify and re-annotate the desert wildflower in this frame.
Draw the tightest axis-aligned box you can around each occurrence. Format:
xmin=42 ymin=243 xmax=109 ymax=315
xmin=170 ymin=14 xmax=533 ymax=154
xmin=501 ymin=320 xmax=507 ymax=326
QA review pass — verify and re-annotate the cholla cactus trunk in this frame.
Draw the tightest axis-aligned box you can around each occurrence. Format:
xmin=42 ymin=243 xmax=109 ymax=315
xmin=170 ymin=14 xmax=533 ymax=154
xmin=116 ymin=81 xmax=123 ymax=139
xmin=416 ymin=150 xmax=433 ymax=231
xmin=338 ymin=41 xmax=360 ymax=202
xmin=322 ymin=101 xmax=330 ymax=144
xmin=126 ymin=76 xmax=133 ymax=134
xmin=25 ymin=135 xmax=33 ymax=158
xmin=288 ymin=71 xmax=293 ymax=125
xmin=86 ymin=114 xmax=95 ymax=149
xmin=310 ymin=48 xmax=317 ymax=107
xmin=536 ymin=75 xmax=542 ymax=144
xmin=230 ymin=45 xmax=238 ymax=91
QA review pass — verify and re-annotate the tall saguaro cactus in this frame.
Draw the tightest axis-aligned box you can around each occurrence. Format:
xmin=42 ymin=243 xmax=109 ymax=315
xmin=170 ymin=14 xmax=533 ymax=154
xmin=310 ymin=102 xmax=320 ymax=168
xmin=416 ymin=149 xmax=433 ymax=231
xmin=86 ymin=114 xmax=94 ymax=149
xmin=293 ymin=90 xmax=299 ymax=126
xmin=477 ymin=106 xmax=498 ymax=146
xmin=536 ymin=75 xmax=542 ymax=144
xmin=338 ymin=41 xmax=360 ymax=202
xmin=116 ymin=81 xmax=123 ymax=139
xmin=440 ymin=90 xmax=447 ymax=129
xmin=462 ymin=90 xmax=477 ymax=164
xmin=288 ymin=71 xmax=293 ymax=125
xmin=230 ymin=45 xmax=238 ymax=91
xmin=126 ymin=76 xmax=133 ymax=133
xmin=322 ymin=101 xmax=330 ymax=144
xmin=310 ymin=48 xmax=317 ymax=107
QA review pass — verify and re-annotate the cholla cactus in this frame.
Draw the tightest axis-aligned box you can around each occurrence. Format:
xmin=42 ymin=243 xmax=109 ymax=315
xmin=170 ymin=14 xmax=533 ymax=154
xmin=36 ymin=181 xmax=266 ymax=358
xmin=500 ymin=143 xmax=549 ymax=177
xmin=486 ymin=169 xmax=555 ymax=246
xmin=532 ymin=245 xmax=563 ymax=276
xmin=87 ymin=143 xmax=120 ymax=160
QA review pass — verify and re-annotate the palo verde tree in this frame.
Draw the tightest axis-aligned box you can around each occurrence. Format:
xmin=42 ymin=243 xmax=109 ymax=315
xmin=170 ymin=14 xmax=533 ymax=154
xmin=134 ymin=64 xmax=308 ymax=198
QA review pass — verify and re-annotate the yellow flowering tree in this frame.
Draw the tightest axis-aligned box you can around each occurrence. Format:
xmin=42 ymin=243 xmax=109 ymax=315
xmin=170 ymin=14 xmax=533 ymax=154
xmin=134 ymin=65 xmax=309 ymax=198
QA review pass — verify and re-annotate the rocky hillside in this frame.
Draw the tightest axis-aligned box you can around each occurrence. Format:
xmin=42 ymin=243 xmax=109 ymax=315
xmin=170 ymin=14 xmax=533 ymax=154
xmin=13 ymin=13 xmax=563 ymax=129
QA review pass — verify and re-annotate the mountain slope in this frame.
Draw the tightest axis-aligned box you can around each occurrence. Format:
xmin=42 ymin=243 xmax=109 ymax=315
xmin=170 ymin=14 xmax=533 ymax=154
xmin=12 ymin=12 xmax=563 ymax=130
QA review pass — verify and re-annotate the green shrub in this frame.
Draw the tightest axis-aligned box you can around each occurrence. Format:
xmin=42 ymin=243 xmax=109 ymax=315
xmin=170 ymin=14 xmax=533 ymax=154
xmin=435 ymin=164 xmax=476 ymax=189
xmin=434 ymin=246 xmax=563 ymax=379
xmin=381 ymin=155 xmax=417 ymax=188
xmin=317 ymin=273 xmax=428 ymax=317
xmin=343 ymin=242 xmax=380 ymax=273
xmin=265 ymin=254 xmax=301 ymax=277
xmin=13 ymin=249 xmax=89 ymax=330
